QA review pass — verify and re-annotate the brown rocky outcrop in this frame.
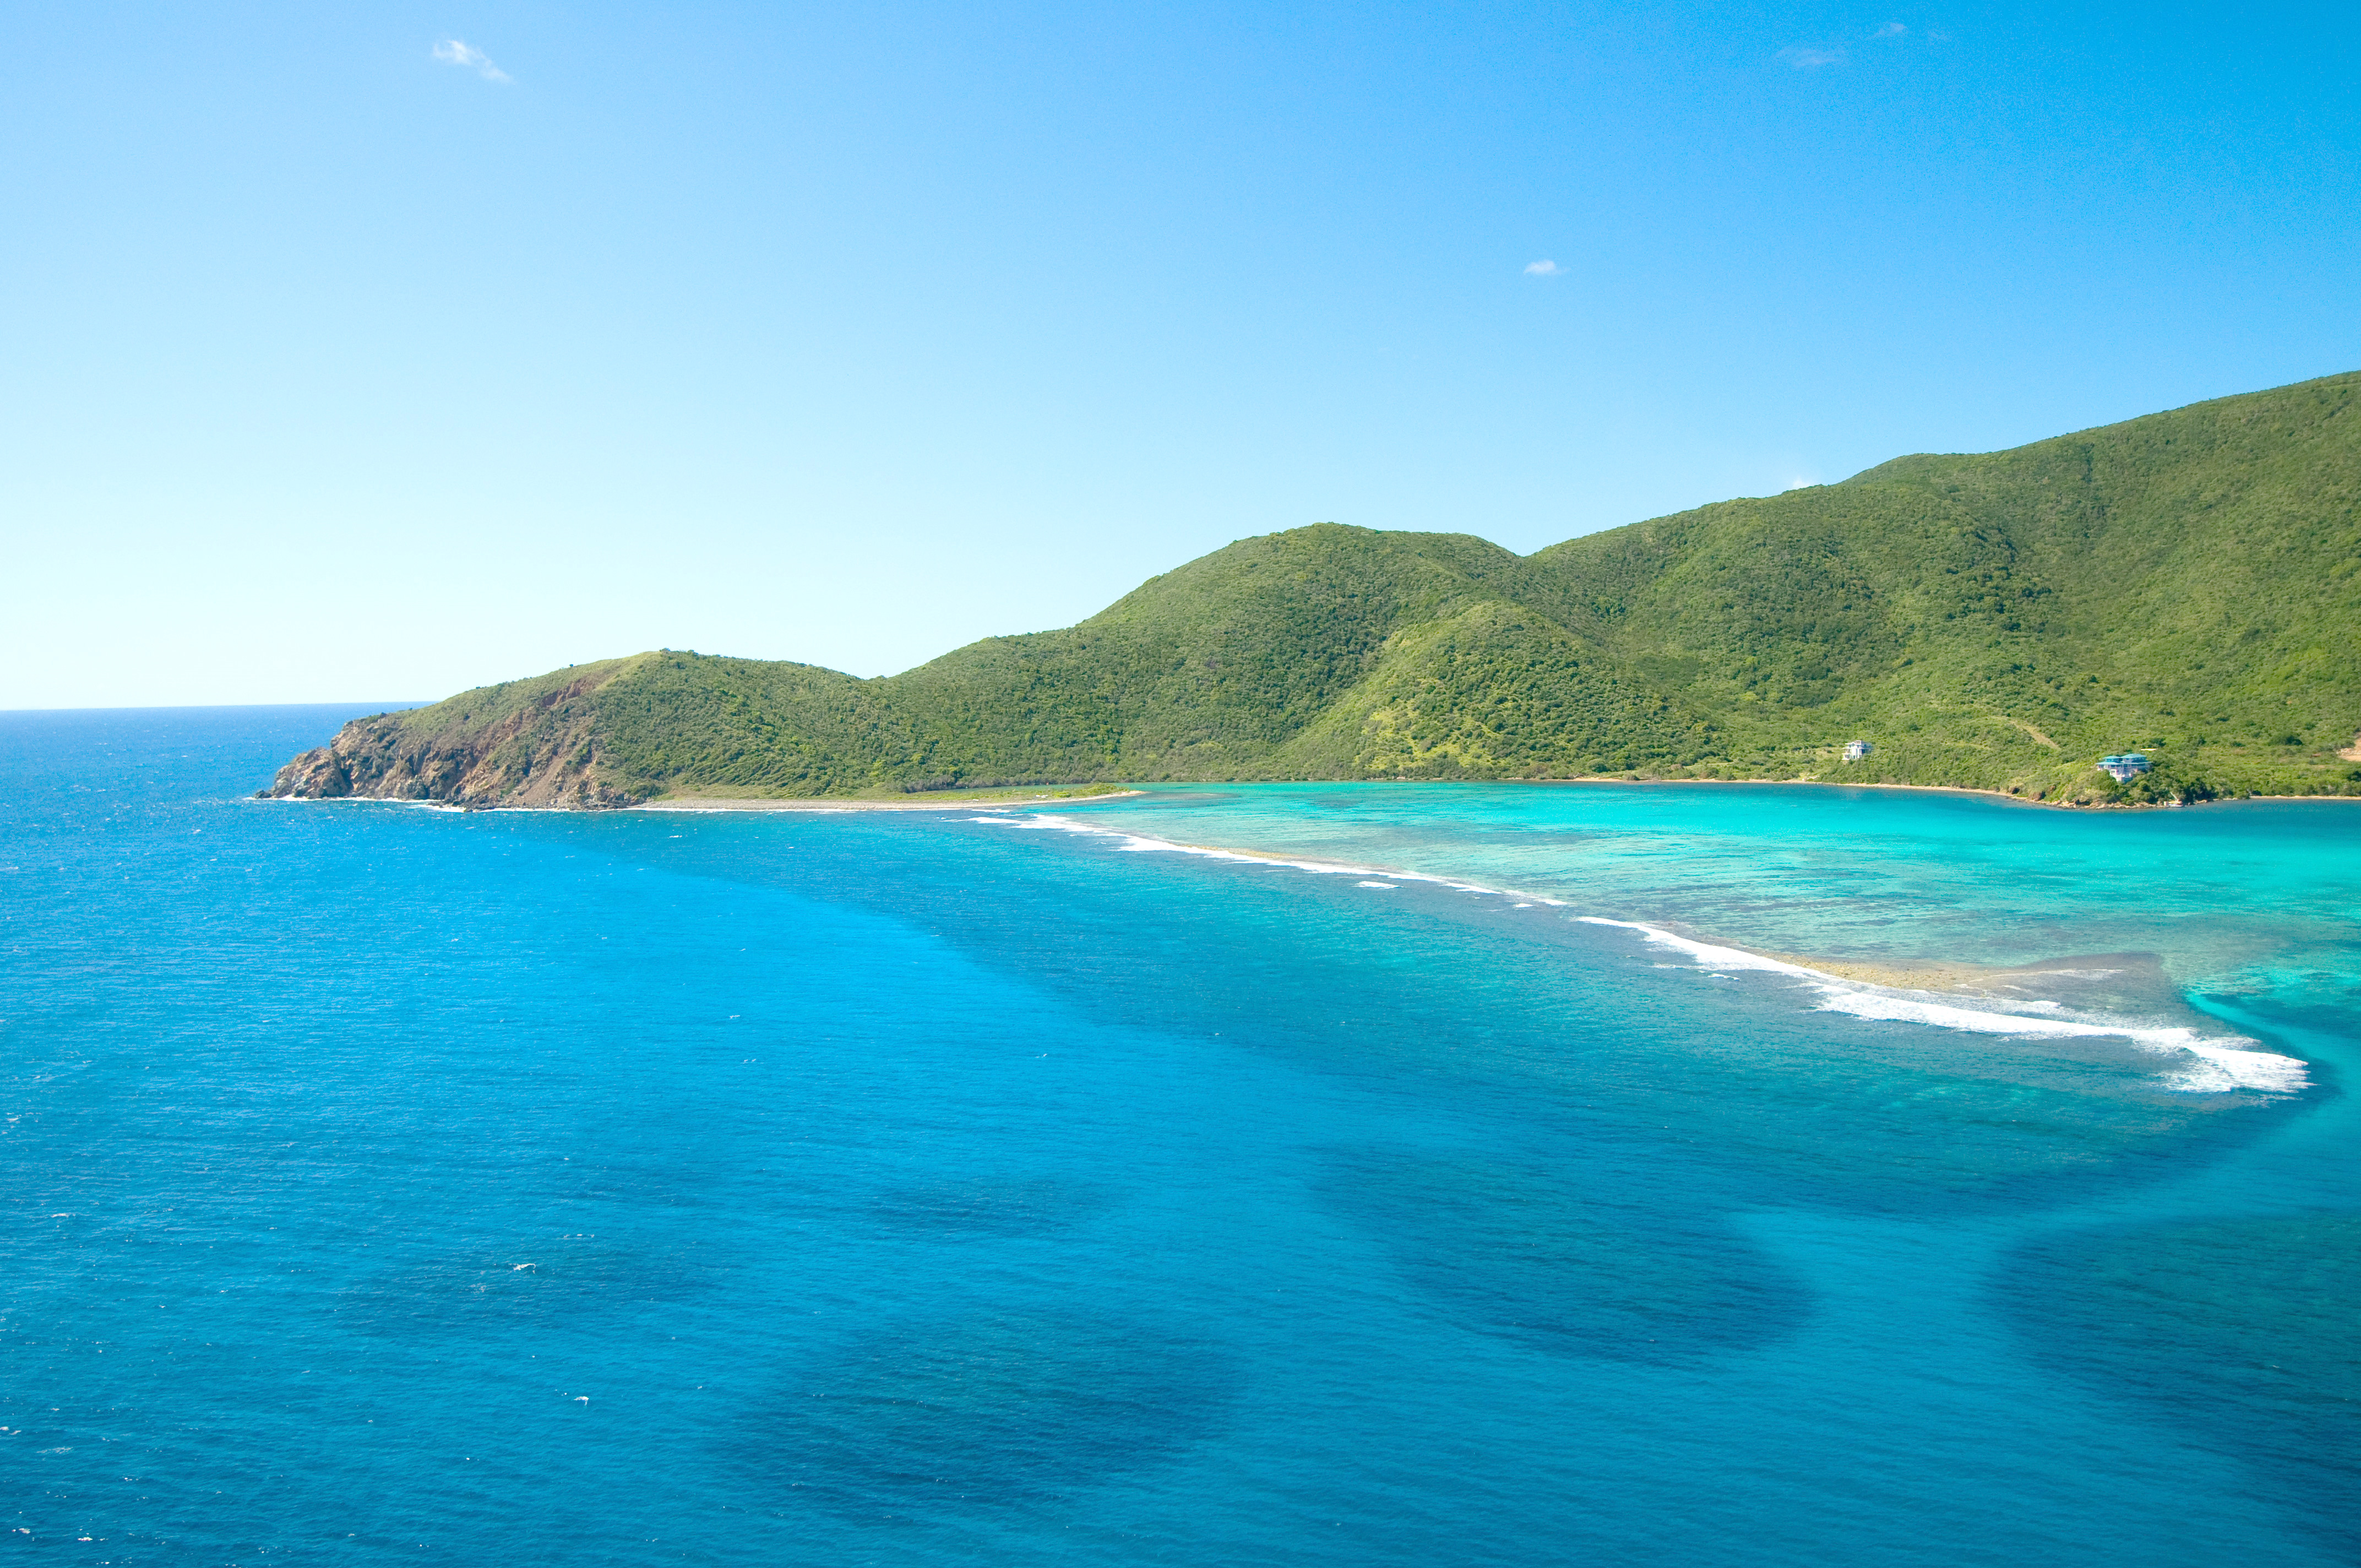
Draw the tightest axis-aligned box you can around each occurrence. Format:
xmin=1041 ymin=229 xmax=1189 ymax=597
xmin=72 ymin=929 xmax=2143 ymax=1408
xmin=260 ymin=674 xmax=643 ymax=809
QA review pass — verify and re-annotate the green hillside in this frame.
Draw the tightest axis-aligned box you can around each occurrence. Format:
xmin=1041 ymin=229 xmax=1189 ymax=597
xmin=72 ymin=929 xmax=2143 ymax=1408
xmin=267 ymin=372 xmax=2361 ymax=808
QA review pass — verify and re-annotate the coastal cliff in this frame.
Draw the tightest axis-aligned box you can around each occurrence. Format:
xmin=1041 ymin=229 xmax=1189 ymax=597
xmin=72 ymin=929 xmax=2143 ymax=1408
xmin=267 ymin=372 xmax=2361 ymax=809
xmin=267 ymin=665 xmax=646 ymax=808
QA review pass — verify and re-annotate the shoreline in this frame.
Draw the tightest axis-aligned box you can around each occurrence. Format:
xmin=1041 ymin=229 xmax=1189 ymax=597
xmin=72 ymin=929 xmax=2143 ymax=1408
xmin=1525 ymin=775 xmax=2059 ymax=809
xmin=632 ymin=789 xmax=1147 ymax=813
xmin=1522 ymin=774 xmax=2361 ymax=810
xmin=635 ymin=776 xmax=2360 ymax=815
xmin=262 ymin=777 xmax=2359 ymax=815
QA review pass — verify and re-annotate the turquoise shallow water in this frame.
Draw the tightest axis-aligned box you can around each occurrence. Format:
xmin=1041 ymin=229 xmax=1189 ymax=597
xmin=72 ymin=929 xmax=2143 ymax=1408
xmin=4 ymin=710 xmax=2359 ymax=1565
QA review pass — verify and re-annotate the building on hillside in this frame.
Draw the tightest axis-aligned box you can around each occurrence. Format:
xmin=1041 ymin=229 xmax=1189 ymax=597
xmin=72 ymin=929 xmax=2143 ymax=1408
xmin=1842 ymin=740 xmax=1873 ymax=761
xmin=2098 ymin=753 xmax=2152 ymax=781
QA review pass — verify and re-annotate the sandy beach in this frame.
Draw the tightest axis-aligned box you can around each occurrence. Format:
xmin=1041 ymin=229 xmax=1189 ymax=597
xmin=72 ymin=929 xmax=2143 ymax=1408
xmin=632 ymin=790 xmax=1147 ymax=813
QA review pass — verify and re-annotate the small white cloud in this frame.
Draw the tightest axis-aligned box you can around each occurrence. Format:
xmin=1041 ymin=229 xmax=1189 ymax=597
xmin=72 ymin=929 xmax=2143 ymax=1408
xmin=1784 ymin=475 xmax=1820 ymax=491
xmin=1524 ymin=259 xmax=1564 ymax=277
xmin=1873 ymin=21 xmax=1908 ymax=38
xmin=1779 ymin=45 xmax=1846 ymax=68
xmin=432 ymin=39 xmax=512 ymax=83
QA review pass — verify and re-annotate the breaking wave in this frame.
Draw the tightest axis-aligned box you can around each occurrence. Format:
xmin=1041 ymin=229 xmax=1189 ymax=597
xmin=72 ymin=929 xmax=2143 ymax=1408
xmin=964 ymin=813 xmax=2304 ymax=1096
xmin=1575 ymin=918 xmax=2306 ymax=1095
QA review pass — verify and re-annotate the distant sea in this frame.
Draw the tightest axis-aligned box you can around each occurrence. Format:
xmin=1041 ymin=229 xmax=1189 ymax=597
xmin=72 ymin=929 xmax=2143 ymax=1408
xmin=5 ymin=706 xmax=2359 ymax=1566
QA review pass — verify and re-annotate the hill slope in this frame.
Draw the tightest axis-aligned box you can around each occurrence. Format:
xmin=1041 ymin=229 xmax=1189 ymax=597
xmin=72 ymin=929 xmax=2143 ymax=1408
xmin=268 ymin=373 xmax=2361 ymax=808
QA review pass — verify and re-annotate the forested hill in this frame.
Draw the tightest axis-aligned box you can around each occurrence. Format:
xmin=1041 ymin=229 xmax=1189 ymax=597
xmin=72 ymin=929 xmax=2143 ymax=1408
xmin=269 ymin=372 xmax=2361 ymax=808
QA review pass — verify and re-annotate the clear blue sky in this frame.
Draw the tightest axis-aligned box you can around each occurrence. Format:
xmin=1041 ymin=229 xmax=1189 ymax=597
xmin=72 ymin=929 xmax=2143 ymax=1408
xmin=8 ymin=2 xmax=2357 ymax=707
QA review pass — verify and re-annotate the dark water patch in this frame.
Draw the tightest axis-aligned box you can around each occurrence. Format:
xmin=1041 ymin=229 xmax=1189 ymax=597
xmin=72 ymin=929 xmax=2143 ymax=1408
xmin=723 ymin=1310 xmax=1241 ymax=1517
xmin=1995 ymin=1212 xmax=2361 ymax=1555
xmin=867 ymin=1175 xmax=1118 ymax=1239
xmin=17 ymin=718 xmax=2361 ymax=1565
xmin=613 ymin=813 xmax=2289 ymax=1218
xmin=1318 ymin=1148 xmax=1811 ymax=1362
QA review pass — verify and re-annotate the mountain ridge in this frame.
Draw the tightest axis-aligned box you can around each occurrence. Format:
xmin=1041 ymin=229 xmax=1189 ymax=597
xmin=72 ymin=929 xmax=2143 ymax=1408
xmin=265 ymin=372 xmax=2361 ymax=809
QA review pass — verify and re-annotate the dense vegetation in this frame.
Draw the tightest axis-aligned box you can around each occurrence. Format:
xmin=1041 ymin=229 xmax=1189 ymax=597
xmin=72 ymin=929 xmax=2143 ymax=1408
xmin=271 ymin=372 xmax=2361 ymax=808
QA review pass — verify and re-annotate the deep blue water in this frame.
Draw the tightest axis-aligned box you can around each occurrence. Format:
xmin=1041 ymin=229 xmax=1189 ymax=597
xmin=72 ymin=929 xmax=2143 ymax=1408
xmin=4 ymin=707 xmax=2359 ymax=1566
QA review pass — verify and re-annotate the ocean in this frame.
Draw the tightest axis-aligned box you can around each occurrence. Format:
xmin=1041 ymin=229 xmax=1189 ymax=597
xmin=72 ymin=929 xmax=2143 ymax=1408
xmin=4 ymin=705 xmax=2358 ymax=1566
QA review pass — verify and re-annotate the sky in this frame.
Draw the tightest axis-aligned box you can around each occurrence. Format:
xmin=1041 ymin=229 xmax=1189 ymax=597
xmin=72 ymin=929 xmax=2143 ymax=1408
xmin=6 ymin=2 xmax=2358 ymax=707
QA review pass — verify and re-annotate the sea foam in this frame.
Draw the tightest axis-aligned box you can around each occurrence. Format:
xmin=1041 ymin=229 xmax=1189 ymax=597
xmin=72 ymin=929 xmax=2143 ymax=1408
xmin=1575 ymin=917 xmax=2306 ymax=1095
xmin=991 ymin=813 xmax=1549 ymax=897
xmin=970 ymin=810 xmax=2304 ymax=1096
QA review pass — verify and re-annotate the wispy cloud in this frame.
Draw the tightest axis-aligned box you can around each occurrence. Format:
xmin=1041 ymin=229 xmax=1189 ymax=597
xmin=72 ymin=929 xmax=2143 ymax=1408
xmin=432 ymin=39 xmax=511 ymax=83
xmin=1873 ymin=21 xmax=1908 ymax=38
xmin=1778 ymin=44 xmax=1846 ymax=68
xmin=1524 ymin=259 xmax=1565 ymax=277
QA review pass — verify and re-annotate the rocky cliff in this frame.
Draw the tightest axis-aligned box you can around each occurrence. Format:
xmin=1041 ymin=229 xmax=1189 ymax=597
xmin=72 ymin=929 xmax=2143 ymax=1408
xmin=263 ymin=667 xmax=645 ymax=808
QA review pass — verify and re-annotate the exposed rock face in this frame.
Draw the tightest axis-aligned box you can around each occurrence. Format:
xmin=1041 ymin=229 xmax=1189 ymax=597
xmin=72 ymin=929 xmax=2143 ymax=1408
xmin=260 ymin=676 xmax=642 ymax=809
